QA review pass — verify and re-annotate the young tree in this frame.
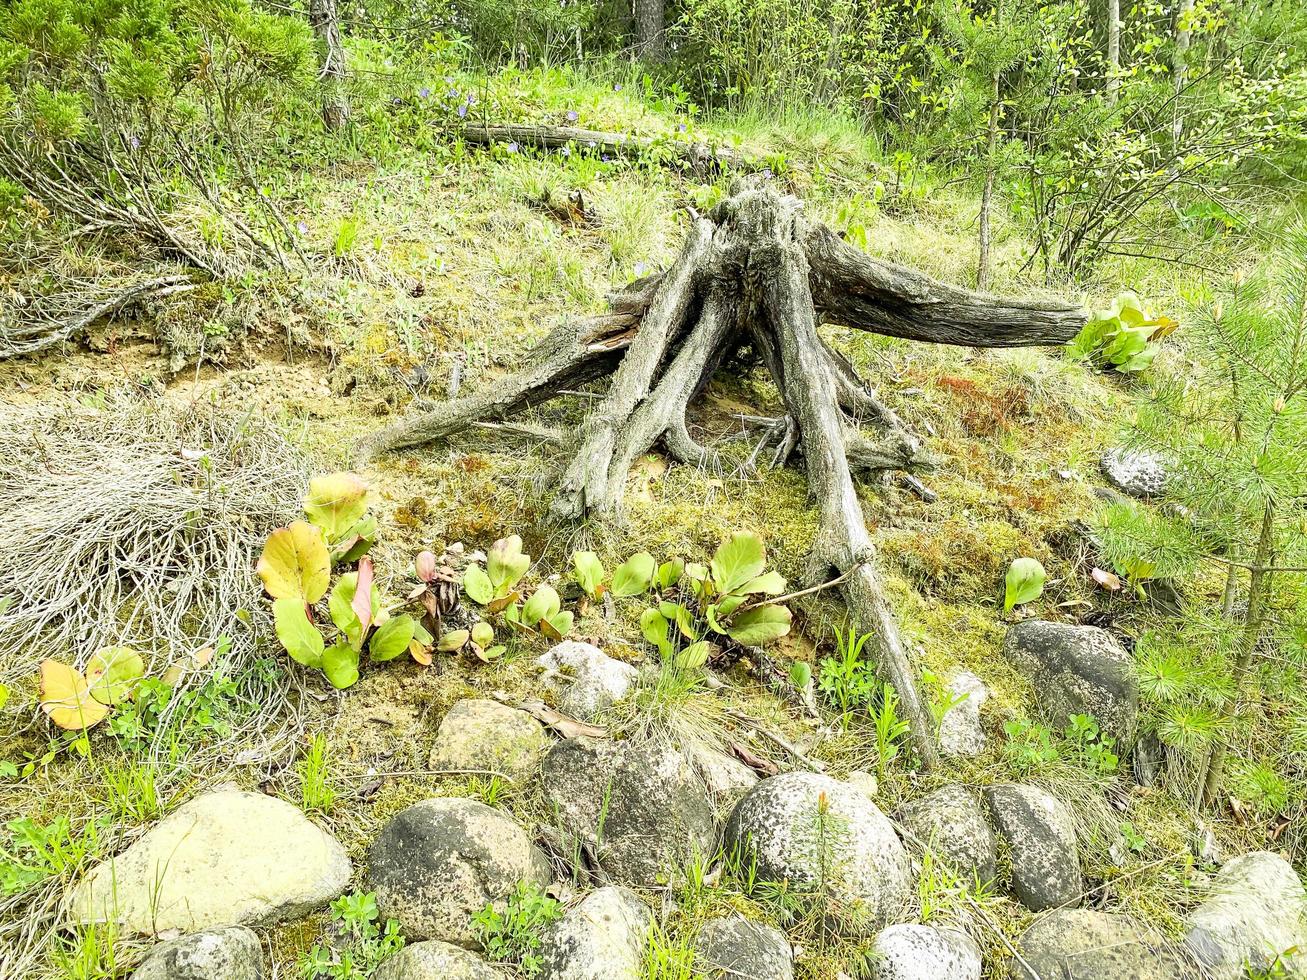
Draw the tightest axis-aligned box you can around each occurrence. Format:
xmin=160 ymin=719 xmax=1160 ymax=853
xmin=1099 ymin=232 xmax=1307 ymax=808
xmin=1106 ymin=0 xmax=1121 ymax=105
xmin=309 ymin=0 xmax=349 ymax=129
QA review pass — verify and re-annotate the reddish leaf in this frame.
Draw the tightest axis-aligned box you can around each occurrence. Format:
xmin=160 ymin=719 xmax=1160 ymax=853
xmin=415 ymin=550 xmax=437 ymax=583
xmin=1092 ymin=567 xmax=1122 ymax=591
xmin=353 ymin=557 xmax=375 ymax=634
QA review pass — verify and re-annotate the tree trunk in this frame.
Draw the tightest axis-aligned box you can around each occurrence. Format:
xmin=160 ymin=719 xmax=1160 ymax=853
xmin=1106 ymin=0 xmax=1121 ymax=105
xmin=977 ymin=70 xmax=1001 ymax=291
xmin=352 ymin=185 xmax=1085 ymax=767
xmin=634 ymin=0 xmax=666 ymax=62
xmin=1172 ymin=0 xmax=1195 ymax=141
xmin=309 ymin=0 xmax=349 ymax=131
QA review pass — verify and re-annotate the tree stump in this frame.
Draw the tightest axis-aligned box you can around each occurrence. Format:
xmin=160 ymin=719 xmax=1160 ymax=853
xmin=354 ymin=186 xmax=1086 ymax=767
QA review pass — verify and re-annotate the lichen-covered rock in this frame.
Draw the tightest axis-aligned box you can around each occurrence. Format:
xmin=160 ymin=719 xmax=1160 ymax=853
xmin=895 ymin=784 xmax=998 ymax=885
xmin=1101 ymin=448 xmax=1169 ymax=498
xmin=537 ymin=641 xmax=638 ymax=720
xmin=71 ymin=788 xmax=350 ymax=934
xmin=1184 ymin=851 xmax=1307 ymax=980
xmin=938 ymin=670 xmax=987 ymax=757
xmin=130 ymin=927 xmax=263 ymax=980
xmin=542 ymin=739 xmax=715 ymax=888
xmin=537 ymin=886 xmax=651 ymax=980
xmin=725 ymin=772 xmax=911 ymax=934
xmin=984 ymin=784 xmax=1081 ymax=911
xmin=1012 ymin=909 xmax=1189 ymax=980
xmin=870 ymin=924 xmax=981 ymax=980
xmin=1002 ymin=620 xmax=1138 ymax=743
xmin=372 ymin=941 xmax=509 ymax=980
xmin=367 ymin=798 xmax=551 ymax=947
xmin=429 ymin=699 xmax=550 ymax=781
xmin=693 ymin=916 xmax=793 ymax=980
xmin=686 ymin=744 xmax=759 ymax=803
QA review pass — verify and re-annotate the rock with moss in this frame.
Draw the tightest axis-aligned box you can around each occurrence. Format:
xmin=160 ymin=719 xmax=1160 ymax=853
xmin=1002 ymin=620 xmax=1138 ymax=743
xmin=1100 ymin=447 xmax=1169 ymax=498
xmin=894 ymin=784 xmax=997 ymax=885
xmin=429 ymin=699 xmax=550 ymax=782
xmin=937 ymin=670 xmax=987 ymax=757
xmin=1184 ymin=851 xmax=1307 ymax=980
xmin=1011 ymin=909 xmax=1190 ymax=980
xmin=372 ymin=940 xmax=509 ymax=980
xmin=131 ymin=927 xmax=263 ymax=980
xmin=537 ymin=641 xmax=638 ymax=720
xmin=541 ymin=739 xmax=715 ymax=888
xmin=693 ymin=916 xmax=793 ymax=980
xmin=870 ymin=924 xmax=981 ymax=980
xmin=724 ymin=772 xmax=911 ymax=934
xmin=984 ymin=784 xmax=1081 ymax=911
xmin=537 ymin=885 xmax=650 ymax=980
xmin=70 ymin=788 xmax=350 ymax=935
xmin=367 ymin=798 xmax=551 ymax=947
xmin=685 ymin=744 xmax=759 ymax=803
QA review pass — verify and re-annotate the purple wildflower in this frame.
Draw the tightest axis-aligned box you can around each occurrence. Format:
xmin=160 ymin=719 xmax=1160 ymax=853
xmin=634 ymin=261 xmax=647 ymax=277
xmin=561 ymin=145 xmax=571 ymax=157
xmin=613 ymin=83 xmax=623 ymax=92
xmin=418 ymin=87 xmax=431 ymax=99
xmin=457 ymin=103 xmax=468 ymax=118
xmin=128 ymin=135 xmax=140 ymax=149
xmin=677 ymin=123 xmax=687 ymax=134
xmin=601 ymin=153 xmax=610 ymax=162
xmin=566 ymin=110 xmax=578 ymax=122
xmin=296 ymin=221 xmax=308 ymax=235
xmin=506 ymin=141 xmax=518 ymax=153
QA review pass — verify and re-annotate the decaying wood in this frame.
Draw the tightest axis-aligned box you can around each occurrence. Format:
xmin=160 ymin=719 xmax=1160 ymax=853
xmin=354 ymin=184 xmax=1087 ymax=765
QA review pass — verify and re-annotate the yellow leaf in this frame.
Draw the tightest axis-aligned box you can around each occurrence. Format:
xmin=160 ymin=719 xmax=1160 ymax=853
xmin=257 ymin=521 xmax=330 ymax=602
xmin=39 ymin=660 xmax=109 ymax=731
xmin=303 ymin=472 xmax=369 ymax=541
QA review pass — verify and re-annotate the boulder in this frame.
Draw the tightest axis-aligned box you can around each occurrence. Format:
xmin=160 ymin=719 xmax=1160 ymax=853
xmin=537 ymin=641 xmax=638 ymax=720
xmin=938 ymin=670 xmax=987 ymax=758
xmin=367 ymin=797 xmax=551 ymax=947
xmin=70 ymin=788 xmax=350 ymax=934
xmin=686 ymin=744 xmax=759 ymax=803
xmin=1184 ymin=851 xmax=1307 ymax=980
xmin=130 ymin=927 xmax=263 ymax=980
xmin=693 ymin=916 xmax=793 ymax=980
xmin=429 ymin=699 xmax=550 ymax=781
xmin=537 ymin=886 xmax=651 ymax=980
xmin=1012 ymin=909 xmax=1189 ymax=980
xmin=1100 ymin=448 xmax=1169 ymax=498
xmin=984 ymin=784 xmax=1081 ymax=911
xmin=1002 ymin=620 xmax=1138 ymax=743
xmin=725 ymin=772 xmax=911 ymax=933
xmin=541 ymin=739 xmax=715 ymax=888
xmin=894 ymin=785 xmax=998 ymax=885
xmin=870 ymin=924 xmax=981 ymax=980
xmin=373 ymin=941 xmax=509 ymax=980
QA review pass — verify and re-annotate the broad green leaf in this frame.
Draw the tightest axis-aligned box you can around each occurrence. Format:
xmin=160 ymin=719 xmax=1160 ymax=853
xmin=438 ymin=629 xmax=470 ymax=652
xmin=85 ymin=646 xmax=145 ymax=705
xmin=322 ymin=642 xmax=359 ymax=689
xmin=462 ymin=564 xmax=494 ymax=605
xmin=543 ymin=610 xmax=573 ymax=640
xmin=726 ymin=604 xmax=793 ymax=645
xmin=257 ymin=521 xmax=330 ymax=603
xmin=471 ymin=621 xmax=495 ymax=647
xmin=571 ymin=551 xmax=605 ymax=597
xmin=674 ymin=641 xmax=710 ymax=670
xmin=522 ymin=584 xmax=561 ymax=624
xmin=711 ymin=532 xmax=766 ymax=593
xmin=1004 ymin=557 xmax=1046 ymax=612
xmin=329 ymin=573 xmax=380 ymax=650
xmin=488 ymin=536 xmax=531 ymax=595
xmin=640 ymin=608 xmax=669 ymax=647
xmin=789 ymin=661 xmax=813 ymax=689
xmin=656 ymin=558 xmax=684 ymax=590
xmin=659 ymin=601 xmax=697 ymax=640
xmin=332 ymin=514 xmax=377 ymax=564
xmin=482 ymin=645 xmax=507 ymax=660
xmin=273 ymin=598 xmax=325 ymax=667
xmin=740 ymin=570 xmax=786 ymax=596
xmin=611 ymin=552 xmax=655 ymax=597
xmin=716 ymin=594 xmax=746 ymax=617
xmin=39 ymin=660 xmax=109 ymax=731
xmin=370 ymin=614 xmax=416 ymax=662
xmin=303 ymin=472 xmax=369 ymax=542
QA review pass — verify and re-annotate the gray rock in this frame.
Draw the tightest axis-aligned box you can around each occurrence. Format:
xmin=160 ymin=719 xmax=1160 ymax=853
xmin=1184 ymin=851 xmax=1307 ymax=980
xmin=1012 ymin=909 xmax=1190 ymax=980
xmin=1101 ymin=448 xmax=1169 ymax=498
xmin=1003 ymin=620 xmax=1138 ymax=743
xmin=687 ymin=744 xmax=759 ymax=803
xmin=537 ymin=641 xmax=638 ymax=720
xmin=429 ymin=699 xmax=550 ymax=781
xmin=70 ymin=788 xmax=350 ymax=934
xmin=984 ymin=784 xmax=1081 ymax=911
xmin=538 ymin=886 xmax=651 ymax=980
xmin=367 ymin=797 xmax=551 ymax=947
xmin=871 ymin=924 xmax=981 ymax=980
xmin=542 ymin=739 xmax=715 ymax=888
xmin=131 ymin=927 xmax=263 ymax=980
xmin=372 ymin=941 xmax=509 ymax=980
xmin=938 ymin=670 xmax=987 ymax=757
xmin=895 ymin=784 xmax=998 ymax=885
xmin=725 ymin=772 xmax=911 ymax=934
xmin=693 ymin=916 xmax=793 ymax=980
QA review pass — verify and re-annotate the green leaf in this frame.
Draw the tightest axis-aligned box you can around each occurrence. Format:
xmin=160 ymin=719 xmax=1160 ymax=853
xmin=329 ymin=573 xmax=380 ymax=650
xmin=789 ymin=661 xmax=812 ymax=689
xmin=487 ymin=535 xmax=531 ymax=595
xmin=522 ymin=584 xmax=561 ymax=625
xmin=1004 ymin=557 xmax=1046 ymax=612
xmin=544 ymin=610 xmax=573 ymax=640
xmin=462 ymin=564 xmax=494 ymax=605
xmin=658 ymin=601 xmax=698 ymax=640
xmin=726 ymin=604 xmax=793 ymax=645
xmin=303 ymin=472 xmax=369 ymax=542
xmin=370 ymin=615 xmax=416 ymax=663
xmin=438 ymin=629 xmax=470 ymax=652
xmin=571 ymin=551 xmax=605 ymax=597
xmin=711 ymin=532 xmax=766 ymax=593
xmin=273 ymin=598 xmax=325 ymax=668
xmin=471 ymin=621 xmax=495 ymax=648
xmin=322 ymin=642 xmax=359 ymax=689
xmin=85 ymin=646 xmax=145 ymax=705
xmin=640 ymin=608 xmax=669 ymax=647
xmin=674 ymin=641 xmax=710 ymax=670
xmin=740 ymin=570 xmax=786 ymax=596
xmin=0 ymin=683 xmax=8 ymax=711
xmin=332 ymin=514 xmax=377 ymax=564
xmin=656 ymin=558 xmax=684 ymax=590
xmin=611 ymin=552 xmax=656 ymax=597
xmin=257 ymin=521 xmax=331 ymax=603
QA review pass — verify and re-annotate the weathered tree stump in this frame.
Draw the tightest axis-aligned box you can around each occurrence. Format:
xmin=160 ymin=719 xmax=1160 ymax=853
xmin=355 ymin=186 xmax=1085 ymax=767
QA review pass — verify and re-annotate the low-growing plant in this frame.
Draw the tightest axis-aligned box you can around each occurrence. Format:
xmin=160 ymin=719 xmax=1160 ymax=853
xmin=0 ymin=814 xmax=103 ymax=895
xmin=299 ymin=733 xmax=337 ymax=814
xmin=1064 ymin=713 xmax=1119 ymax=774
xmin=1068 ymin=292 xmax=1178 ymax=374
xmin=869 ymin=682 xmax=912 ymax=777
xmin=569 ymin=549 xmax=658 ymax=601
xmin=817 ymin=628 xmax=878 ymax=724
xmin=1003 ymin=716 xmax=1060 ymax=773
xmin=1003 ymin=557 xmax=1046 ymax=613
xmin=473 ymin=881 xmax=563 ymax=978
xmin=37 ymin=646 xmax=145 ymax=734
xmin=300 ymin=891 xmax=404 ymax=980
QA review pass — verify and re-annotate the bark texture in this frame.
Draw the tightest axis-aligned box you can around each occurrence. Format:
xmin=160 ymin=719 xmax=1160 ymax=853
xmin=309 ymin=0 xmax=349 ymax=130
xmin=354 ymin=186 xmax=1086 ymax=766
